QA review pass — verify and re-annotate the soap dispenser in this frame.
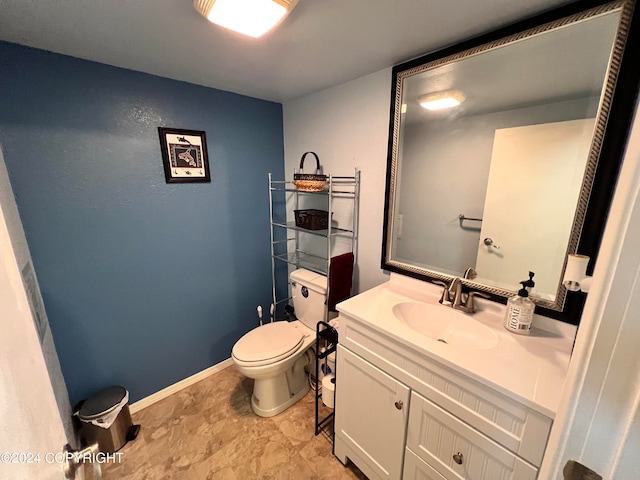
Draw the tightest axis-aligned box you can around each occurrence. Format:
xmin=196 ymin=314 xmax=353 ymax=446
xmin=504 ymin=272 xmax=536 ymax=335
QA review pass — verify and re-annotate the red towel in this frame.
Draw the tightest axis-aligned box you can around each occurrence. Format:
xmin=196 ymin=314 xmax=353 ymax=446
xmin=328 ymin=252 xmax=354 ymax=312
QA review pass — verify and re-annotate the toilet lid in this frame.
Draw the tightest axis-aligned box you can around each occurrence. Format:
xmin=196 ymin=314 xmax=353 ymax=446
xmin=233 ymin=322 xmax=304 ymax=364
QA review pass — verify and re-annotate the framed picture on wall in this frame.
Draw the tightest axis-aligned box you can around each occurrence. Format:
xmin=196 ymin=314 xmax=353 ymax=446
xmin=158 ymin=127 xmax=211 ymax=183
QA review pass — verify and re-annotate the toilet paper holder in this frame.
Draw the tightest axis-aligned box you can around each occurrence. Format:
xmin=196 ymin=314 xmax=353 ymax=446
xmin=315 ymin=321 xmax=338 ymax=436
xmin=563 ymin=254 xmax=592 ymax=293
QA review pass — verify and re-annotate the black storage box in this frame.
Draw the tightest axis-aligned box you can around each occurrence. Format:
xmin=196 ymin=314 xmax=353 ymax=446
xmin=294 ymin=209 xmax=329 ymax=230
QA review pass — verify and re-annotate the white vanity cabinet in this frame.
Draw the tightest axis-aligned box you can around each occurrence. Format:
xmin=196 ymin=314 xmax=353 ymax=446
xmin=334 ymin=311 xmax=554 ymax=480
xmin=334 ymin=346 xmax=410 ymax=479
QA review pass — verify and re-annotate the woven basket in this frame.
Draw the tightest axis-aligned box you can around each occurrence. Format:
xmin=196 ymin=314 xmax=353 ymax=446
xmin=293 ymin=152 xmax=327 ymax=192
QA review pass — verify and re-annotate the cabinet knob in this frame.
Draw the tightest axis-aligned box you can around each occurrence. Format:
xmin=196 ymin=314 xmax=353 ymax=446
xmin=394 ymin=400 xmax=403 ymax=410
xmin=453 ymin=452 xmax=464 ymax=465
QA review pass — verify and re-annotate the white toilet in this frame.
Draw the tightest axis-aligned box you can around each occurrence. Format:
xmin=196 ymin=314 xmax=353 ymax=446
xmin=232 ymin=268 xmax=330 ymax=417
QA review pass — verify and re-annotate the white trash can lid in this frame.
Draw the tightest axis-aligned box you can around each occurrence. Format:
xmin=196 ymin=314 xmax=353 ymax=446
xmin=78 ymin=385 xmax=128 ymax=421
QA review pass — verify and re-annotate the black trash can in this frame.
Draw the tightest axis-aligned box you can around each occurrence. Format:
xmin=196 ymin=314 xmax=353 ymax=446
xmin=76 ymin=385 xmax=139 ymax=453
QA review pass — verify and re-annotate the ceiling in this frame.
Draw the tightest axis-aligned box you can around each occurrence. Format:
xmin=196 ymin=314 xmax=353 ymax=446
xmin=0 ymin=0 xmax=574 ymax=103
xmin=402 ymin=9 xmax=620 ymax=124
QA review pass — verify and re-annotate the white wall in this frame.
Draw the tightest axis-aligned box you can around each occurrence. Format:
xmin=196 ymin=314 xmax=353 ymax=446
xmin=283 ymin=71 xmax=599 ymax=296
xmin=283 ymin=69 xmax=392 ymax=293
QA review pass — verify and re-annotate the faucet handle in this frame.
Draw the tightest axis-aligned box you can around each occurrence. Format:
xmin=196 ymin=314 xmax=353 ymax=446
xmin=432 ymin=280 xmax=453 ymax=305
xmin=463 ymin=291 xmax=491 ymax=313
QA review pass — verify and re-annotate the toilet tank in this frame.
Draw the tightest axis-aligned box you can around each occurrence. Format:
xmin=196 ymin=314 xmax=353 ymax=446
xmin=290 ymin=268 xmax=328 ymax=330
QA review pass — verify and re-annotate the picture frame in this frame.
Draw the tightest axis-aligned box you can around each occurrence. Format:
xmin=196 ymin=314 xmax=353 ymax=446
xmin=158 ymin=127 xmax=211 ymax=183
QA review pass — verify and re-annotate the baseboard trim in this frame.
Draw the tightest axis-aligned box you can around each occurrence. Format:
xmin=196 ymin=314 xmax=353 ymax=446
xmin=130 ymin=358 xmax=234 ymax=413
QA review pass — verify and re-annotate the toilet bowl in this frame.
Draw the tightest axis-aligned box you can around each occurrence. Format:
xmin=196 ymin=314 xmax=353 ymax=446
xmin=232 ymin=268 xmax=330 ymax=417
xmin=232 ymin=320 xmax=315 ymax=417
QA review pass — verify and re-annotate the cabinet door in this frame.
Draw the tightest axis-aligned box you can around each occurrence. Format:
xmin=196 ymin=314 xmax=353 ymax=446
xmin=407 ymin=391 xmax=538 ymax=480
xmin=334 ymin=345 xmax=410 ymax=480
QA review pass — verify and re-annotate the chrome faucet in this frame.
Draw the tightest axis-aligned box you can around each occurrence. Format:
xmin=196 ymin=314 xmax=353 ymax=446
xmin=459 ymin=290 xmax=491 ymax=313
xmin=434 ymin=277 xmax=490 ymax=313
xmin=463 ymin=267 xmax=477 ymax=280
xmin=448 ymin=277 xmax=464 ymax=308
xmin=433 ymin=278 xmax=462 ymax=307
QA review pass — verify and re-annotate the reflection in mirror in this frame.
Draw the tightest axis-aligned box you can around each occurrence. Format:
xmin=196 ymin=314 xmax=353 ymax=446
xmin=383 ymin=0 xmax=637 ymax=322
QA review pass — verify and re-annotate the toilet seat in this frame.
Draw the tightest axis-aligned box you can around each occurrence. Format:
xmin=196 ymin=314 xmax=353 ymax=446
xmin=232 ymin=321 xmax=304 ymax=367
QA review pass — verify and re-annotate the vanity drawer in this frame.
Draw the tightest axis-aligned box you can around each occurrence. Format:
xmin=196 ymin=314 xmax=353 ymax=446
xmin=403 ymin=448 xmax=448 ymax=480
xmin=407 ymin=391 xmax=538 ymax=480
xmin=340 ymin=314 xmax=552 ymax=466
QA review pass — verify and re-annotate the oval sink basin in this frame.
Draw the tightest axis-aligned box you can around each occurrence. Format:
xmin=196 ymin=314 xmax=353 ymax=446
xmin=392 ymin=302 xmax=499 ymax=350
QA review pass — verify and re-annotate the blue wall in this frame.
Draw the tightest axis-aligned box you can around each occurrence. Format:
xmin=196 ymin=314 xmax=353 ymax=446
xmin=0 ymin=42 xmax=286 ymax=404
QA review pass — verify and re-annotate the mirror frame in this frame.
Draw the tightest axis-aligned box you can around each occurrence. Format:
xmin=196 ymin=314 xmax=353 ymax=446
xmin=382 ymin=0 xmax=640 ymax=324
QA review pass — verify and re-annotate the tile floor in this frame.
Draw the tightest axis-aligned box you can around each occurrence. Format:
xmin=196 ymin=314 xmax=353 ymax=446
xmin=100 ymin=365 xmax=366 ymax=479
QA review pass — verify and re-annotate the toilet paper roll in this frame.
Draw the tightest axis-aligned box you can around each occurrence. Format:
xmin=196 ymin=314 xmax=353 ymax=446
xmin=322 ymin=374 xmax=336 ymax=409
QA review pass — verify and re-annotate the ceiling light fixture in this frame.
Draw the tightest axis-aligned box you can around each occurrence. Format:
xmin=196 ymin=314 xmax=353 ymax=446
xmin=194 ymin=0 xmax=299 ymax=38
xmin=419 ymin=91 xmax=465 ymax=110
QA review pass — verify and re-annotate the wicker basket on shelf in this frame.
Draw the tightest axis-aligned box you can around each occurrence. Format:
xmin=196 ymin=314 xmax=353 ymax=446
xmin=293 ymin=152 xmax=327 ymax=192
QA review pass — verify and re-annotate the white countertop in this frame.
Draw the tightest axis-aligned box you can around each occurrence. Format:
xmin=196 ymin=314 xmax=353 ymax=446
xmin=336 ymin=273 xmax=576 ymax=418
